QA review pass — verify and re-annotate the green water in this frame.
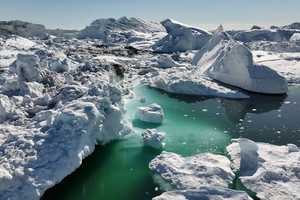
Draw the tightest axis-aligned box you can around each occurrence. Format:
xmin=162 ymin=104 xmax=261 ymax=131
xmin=42 ymin=85 xmax=300 ymax=200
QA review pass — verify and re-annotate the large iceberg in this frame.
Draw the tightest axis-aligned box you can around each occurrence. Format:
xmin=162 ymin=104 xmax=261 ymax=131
xmin=227 ymin=138 xmax=300 ymax=200
xmin=153 ymin=186 xmax=252 ymax=200
xmin=149 ymin=151 xmax=235 ymax=190
xmin=77 ymin=17 xmax=166 ymax=48
xmin=152 ymin=19 xmax=212 ymax=52
xmin=0 ymin=20 xmax=46 ymax=38
xmin=192 ymin=25 xmax=288 ymax=94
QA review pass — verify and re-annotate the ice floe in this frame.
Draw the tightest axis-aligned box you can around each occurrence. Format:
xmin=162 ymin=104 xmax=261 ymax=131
xmin=153 ymin=186 xmax=252 ymax=200
xmin=135 ymin=103 xmax=164 ymax=123
xmin=149 ymin=151 xmax=235 ymax=190
xmin=227 ymin=138 xmax=300 ymax=200
xmin=141 ymin=129 xmax=165 ymax=149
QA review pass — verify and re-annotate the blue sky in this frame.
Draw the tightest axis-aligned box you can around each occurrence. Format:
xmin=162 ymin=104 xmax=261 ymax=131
xmin=1 ymin=0 xmax=299 ymax=30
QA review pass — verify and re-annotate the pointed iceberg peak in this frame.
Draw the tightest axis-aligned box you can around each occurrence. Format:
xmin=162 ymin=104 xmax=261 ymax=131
xmin=216 ymin=24 xmax=224 ymax=33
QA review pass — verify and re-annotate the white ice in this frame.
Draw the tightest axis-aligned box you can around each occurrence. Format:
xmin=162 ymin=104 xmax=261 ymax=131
xmin=149 ymin=151 xmax=235 ymax=190
xmin=152 ymin=19 xmax=212 ymax=52
xmin=135 ymin=103 xmax=164 ymax=123
xmin=192 ymin=25 xmax=288 ymax=94
xmin=153 ymin=186 xmax=252 ymax=200
xmin=141 ymin=129 xmax=165 ymax=149
xmin=227 ymin=138 xmax=300 ymax=200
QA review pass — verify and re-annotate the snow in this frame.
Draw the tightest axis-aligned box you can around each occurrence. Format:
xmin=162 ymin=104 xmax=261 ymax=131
xmin=153 ymin=186 xmax=253 ymax=200
xmin=149 ymin=151 xmax=235 ymax=190
xmin=152 ymin=19 xmax=212 ymax=52
xmin=135 ymin=103 xmax=164 ymax=123
xmin=141 ymin=129 xmax=165 ymax=149
xmin=227 ymin=138 xmax=300 ymax=200
xmin=192 ymin=25 xmax=288 ymax=94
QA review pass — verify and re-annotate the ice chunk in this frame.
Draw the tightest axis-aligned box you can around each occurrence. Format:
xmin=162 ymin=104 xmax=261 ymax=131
xmin=227 ymin=138 xmax=300 ymax=200
xmin=153 ymin=186 xmax=252 ymax=200
xmin=142 ymin=129 xmax=165 ymax=149
xmin=152 ymin=19 xmax=212 ymax=52
xmin=0 ymin=94 xmax=13 ymax=123
xmin=136 ymin=103 xmax=164 ymax=123
xmin=149 ymin=151 xmax=235 ymax=190
xmin=290 ymin=33 xmax=300 ymax=42
xmin=192 ymin=25 xmax=288 ymax=94
xmin=17 ymin=54 xmax=45 ymax=83
xmin=0 ymin=20 xmax=46 ymax=37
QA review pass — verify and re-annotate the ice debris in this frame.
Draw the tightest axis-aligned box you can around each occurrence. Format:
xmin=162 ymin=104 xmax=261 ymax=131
xmin=135 ymin=103 xmax=164 ymax=123
xmin=142 ymin=129 xmax=165 ymax=149
xmin=192 ymin=25 xmax=288 ymax=94
xmin=227 ymin=138 xmax=300 ymax=200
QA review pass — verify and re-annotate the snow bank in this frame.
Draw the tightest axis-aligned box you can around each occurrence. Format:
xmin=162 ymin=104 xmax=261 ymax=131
xmin=152 ymin=19 xmax=212 ymax=52
xmin=149 ymin=151 xmax=235 ymax=190
xmin=0 ymin=20 xmax=46 ymax=37
xmin=227 ymin=138 xmax=300 ymax=200
xmin=153 ymin=186 xmax=252 ymax=200
xmin=192 ymin=25 xmax=288 ymax=94
xmin=135 ymin=103 xmax=164 ymax=123
xmin=147 ymin=67 xmax=249 ymax=98
xmin=142 ymin=129 xmax=165 ymax=149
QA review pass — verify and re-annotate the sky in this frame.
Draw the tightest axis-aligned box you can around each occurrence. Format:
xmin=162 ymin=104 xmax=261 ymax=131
xmin=0 ymin=0 xmax=300 ymax=30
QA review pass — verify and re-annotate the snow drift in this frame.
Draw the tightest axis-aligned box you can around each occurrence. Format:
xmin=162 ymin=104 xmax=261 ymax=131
xmin=152 ymin=19 xmax=212 ymax=52
xmin=192 ymin=25 xmax=288 ymax=94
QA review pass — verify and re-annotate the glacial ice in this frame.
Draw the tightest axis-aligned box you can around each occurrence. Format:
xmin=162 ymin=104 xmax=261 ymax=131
xmin=152 ymin=19 xmax=212 ymax=52
xmin=153 ymin=186 xmax=252 ymax=200
xmin=77 ymin=17 xmax=166 ymax=48
xmin=141 ymin=129 xmax=165 ymax=149
xmin=135 ymin=103 xmax=164 ymax=123
xmin=192 ymin=25 xmax=288 ymax=94
xmin=149 ymin=151 xmax=235 ymax=190
xmin=227 ymin=138 xmax=300 ymax=200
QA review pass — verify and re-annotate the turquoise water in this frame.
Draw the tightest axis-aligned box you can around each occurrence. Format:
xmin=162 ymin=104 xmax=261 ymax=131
xmin=42 ymin=85 xmax=300 ymax=200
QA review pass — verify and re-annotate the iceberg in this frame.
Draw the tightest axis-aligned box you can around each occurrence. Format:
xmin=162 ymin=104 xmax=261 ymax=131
xmin=153 ymin=186 xmax=252 ymax=200
xmin=227 ymin=138 xmax=300 ymax=200
xmin=149 ymin=151 xmax=235 ymax=190
xmin=192 ymin=25 xmax=288 ymax=94
xmin=141 ymin=129 xmax=165 ymax=149
xmin=152 ymin=19 xmax=212 ymax=52
xmin=135 ymin=103 xmax=164 ymax=123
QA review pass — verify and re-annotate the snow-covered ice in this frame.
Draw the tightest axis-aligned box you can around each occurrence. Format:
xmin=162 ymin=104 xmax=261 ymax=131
xmin=153 ymin=186 xmax=252 ymax=200
xmin=149 ymin=151 xmax=235 ymax=190
xmin=135 ymin=103 xmax=164 ymax=123
xmin=152 ymin=19 xmax=212 ymax=52
xmin=192 ymin=25 xmax=288 ymax=94
xmin=141 ymin=129 xmax=165 ymax=149
xmin=227 ymin=138 xmax=300 ymax=200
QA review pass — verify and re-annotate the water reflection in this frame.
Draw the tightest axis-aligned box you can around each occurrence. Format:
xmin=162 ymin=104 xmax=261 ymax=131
xmin=220 ymin=93 xmax=286 ymax=124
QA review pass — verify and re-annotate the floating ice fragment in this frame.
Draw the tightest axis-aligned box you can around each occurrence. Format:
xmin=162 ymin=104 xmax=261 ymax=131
xmin=142 ymin=129 xmax=165 ymax=149
xmin=136 ymin=103 xmax=164 ymax=123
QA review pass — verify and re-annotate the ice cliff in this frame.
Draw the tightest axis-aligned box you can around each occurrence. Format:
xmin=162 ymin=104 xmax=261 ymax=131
xmin=192 ymin=25 xmax=288 ymax=94
xmin=152 ymin=19 xmax=212 ymax=52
